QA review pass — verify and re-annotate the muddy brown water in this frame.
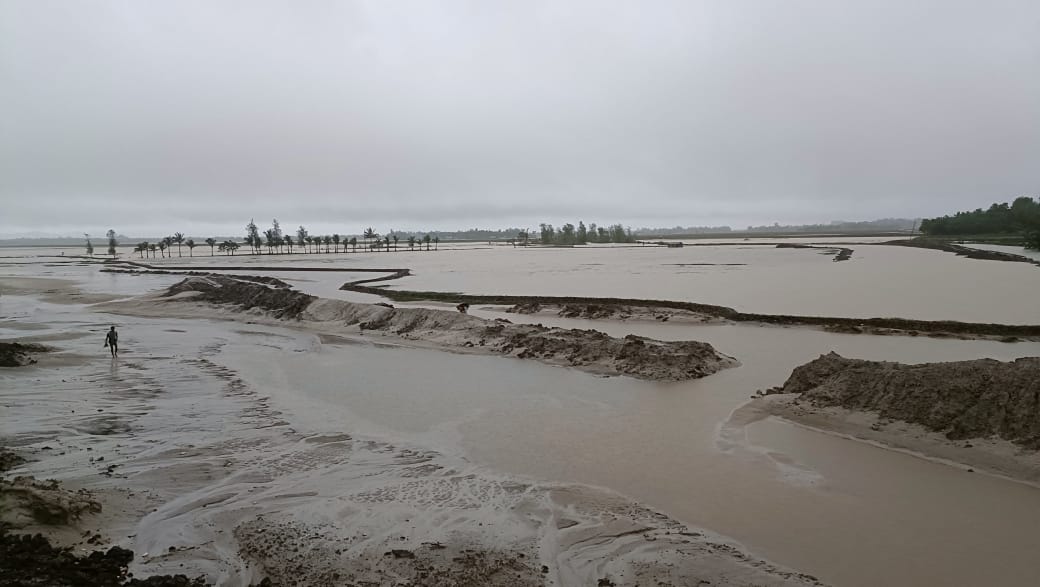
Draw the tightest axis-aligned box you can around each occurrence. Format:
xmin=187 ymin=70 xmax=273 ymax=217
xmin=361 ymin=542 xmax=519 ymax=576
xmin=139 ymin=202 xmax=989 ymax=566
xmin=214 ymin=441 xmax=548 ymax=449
xmin=3 ymin=245 xmax=1040 ymax=586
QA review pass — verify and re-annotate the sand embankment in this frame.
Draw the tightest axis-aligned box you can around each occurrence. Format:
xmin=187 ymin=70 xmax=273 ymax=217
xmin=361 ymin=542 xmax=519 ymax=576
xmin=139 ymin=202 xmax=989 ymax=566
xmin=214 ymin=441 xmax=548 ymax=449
xmin=886 ymin=238 xmax=1040 ymax=267
xmin=106 ymin=275 xmax=738 ymax=381
xmin=101 ymin=261 xmax=1040 ymax=340
xmin=748 ymin=352 xmax=1040 ymax=483
xmin=337 ymin=276 xmax=1040 ymax=341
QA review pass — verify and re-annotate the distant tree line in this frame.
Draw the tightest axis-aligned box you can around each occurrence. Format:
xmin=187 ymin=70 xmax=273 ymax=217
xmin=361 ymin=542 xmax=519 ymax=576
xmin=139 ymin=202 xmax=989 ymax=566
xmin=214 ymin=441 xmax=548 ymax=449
xmin=537 ymin=222 xmax=634 ymax=245
xmin=745 ymin=218 xmax=917 ymax=233
xmin=635 ymin=225 xmax=732 ymax=236
xmin=920 ymin=197 xmax=1040 ymax=249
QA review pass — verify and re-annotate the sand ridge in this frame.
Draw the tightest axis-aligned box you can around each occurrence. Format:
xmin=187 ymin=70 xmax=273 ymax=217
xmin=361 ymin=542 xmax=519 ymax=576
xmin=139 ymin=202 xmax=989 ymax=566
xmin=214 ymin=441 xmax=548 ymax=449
xmin=102 ymin=275 xmax=739 ymax=381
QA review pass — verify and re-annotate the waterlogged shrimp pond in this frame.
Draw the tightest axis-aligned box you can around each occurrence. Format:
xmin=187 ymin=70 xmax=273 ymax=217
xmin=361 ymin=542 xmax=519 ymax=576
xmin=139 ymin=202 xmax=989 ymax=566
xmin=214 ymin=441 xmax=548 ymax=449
xmin=2 ymin=239 xmax=1039 ymax=586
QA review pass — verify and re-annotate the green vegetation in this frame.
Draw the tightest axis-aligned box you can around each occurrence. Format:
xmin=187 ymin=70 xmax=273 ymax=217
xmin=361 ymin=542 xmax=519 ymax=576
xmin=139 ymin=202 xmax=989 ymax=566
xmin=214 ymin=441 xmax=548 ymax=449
xmin=538 ymin=222 xmax=633 ymax=245
xmin=920 ymin=197 xmax=1040 ymax=249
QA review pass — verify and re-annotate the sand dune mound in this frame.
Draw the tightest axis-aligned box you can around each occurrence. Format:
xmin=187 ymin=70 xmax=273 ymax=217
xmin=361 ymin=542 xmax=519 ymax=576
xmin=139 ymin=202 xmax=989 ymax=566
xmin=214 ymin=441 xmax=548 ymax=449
xmin=163 ymin=275 xmax=315 ymax=319
xmin=768 ymin=352 xmax=1040 ymax=446
xmin=161 ymin=276 xmax=737 ymax=380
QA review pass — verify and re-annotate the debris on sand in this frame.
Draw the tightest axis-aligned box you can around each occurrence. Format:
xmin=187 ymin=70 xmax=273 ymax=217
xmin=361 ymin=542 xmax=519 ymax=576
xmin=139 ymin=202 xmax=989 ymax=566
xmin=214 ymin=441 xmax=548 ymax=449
xmin=766 ymin=352 xmax=1040 ymax=446
xmin=0 ymin=476 xmax=102 ymax=526
xmin=235 ymin=518 xmax=544 ymax=587
xmin=0 ymin=342 xmax=50 ymax=367
xmin=0 ymin=526 xmax=208 ymax=586
xmin=0 ymin=448 xmax=27 ymax=473
xmin=155 ymin=276 xmax=738 ymax=381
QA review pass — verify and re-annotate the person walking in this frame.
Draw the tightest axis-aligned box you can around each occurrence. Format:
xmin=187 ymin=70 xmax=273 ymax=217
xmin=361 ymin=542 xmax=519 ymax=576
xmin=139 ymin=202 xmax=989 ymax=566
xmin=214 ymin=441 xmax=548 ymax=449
xmin=104 ymin=326 xmax=118 ymax=357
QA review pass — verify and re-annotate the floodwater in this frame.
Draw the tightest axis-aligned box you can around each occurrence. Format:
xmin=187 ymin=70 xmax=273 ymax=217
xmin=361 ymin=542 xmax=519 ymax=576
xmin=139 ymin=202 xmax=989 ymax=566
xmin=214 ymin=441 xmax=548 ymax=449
xmin=2 ymin=244 xmax=1040 ymax=586
xmin=30 ymin=239 xmax=1039 ymax=323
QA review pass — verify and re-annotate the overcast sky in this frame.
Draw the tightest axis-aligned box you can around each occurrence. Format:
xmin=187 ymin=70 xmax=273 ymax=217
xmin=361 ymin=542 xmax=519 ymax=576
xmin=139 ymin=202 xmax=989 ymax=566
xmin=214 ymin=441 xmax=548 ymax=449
xmin=1 ymin=0 xmax=1038 ymax=237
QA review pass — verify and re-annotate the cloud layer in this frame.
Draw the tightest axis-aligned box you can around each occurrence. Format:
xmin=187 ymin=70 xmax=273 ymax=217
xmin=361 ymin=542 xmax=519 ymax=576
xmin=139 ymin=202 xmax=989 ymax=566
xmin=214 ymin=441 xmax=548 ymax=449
xmin=2 ymin=0 xmax=1038 ymax=236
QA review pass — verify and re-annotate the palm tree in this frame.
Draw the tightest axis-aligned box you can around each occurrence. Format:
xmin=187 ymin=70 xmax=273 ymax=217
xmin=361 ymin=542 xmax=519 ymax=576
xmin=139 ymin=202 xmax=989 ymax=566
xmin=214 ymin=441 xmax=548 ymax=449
xmin=407 ymin=236 xmax=416 ymax=250
xmin=163 ymin=236 xmax=174 ymax=257
xmin=305 ymin=235 xmax=313 ymax=253
xmin=333 ymin=234 xmax=340 ymax=253
xmin=185 ymin=238 xmax=196 ymax=256
xmin=296 ymin=226 xmax=308 ymax=253
xmin=205 ymin=237 xmax=216 ymax=256
xmin=173 ymin=232 xmax=185 ymax=257
xmin=158 ymin=240 xmax=167 ymax=258
xmin=433 ymin=236 xmax=440 ymax=251
xmin=106 ymin=229 xmax=118 ymax=257
xmin=349 ymin=236 xmax=357 ymax=252
xmin=148 ymin=244 xmax=157 ymax=258
xmin=383 ymin=235 xmax=390 ymax=251
xmin=423 ymin=234 xmax=432 ymax=251
xmin=246 ymin=219 xmax=260 ymax=254
xmin=135 ymin=242 xmax=147 ymax=258
xmin=392 ymin=234 xmax=399 ymax=251
xmin=363 ymin=227 xmax=375 ymax=249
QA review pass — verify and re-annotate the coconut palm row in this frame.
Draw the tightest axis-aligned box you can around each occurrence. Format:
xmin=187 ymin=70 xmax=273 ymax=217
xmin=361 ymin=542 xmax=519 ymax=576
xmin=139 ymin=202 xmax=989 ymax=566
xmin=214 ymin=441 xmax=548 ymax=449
xmin=130 ymin=222 xmax=441 ymax=259
xmin=132 ymin=235 xmax=234 ymax=258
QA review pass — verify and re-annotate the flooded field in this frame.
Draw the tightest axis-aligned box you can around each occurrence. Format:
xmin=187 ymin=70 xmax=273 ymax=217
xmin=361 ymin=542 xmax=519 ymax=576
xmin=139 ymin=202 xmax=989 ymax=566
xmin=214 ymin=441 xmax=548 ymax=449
xmin=2 ymin=242 xmax=1039 ymax=586
xmin=15 ymin=239 xmax=1037 ymax=323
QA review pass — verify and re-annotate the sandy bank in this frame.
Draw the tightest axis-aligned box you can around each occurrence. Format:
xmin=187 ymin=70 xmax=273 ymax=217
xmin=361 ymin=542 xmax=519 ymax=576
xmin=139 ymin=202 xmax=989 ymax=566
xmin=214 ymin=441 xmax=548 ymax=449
xmin=102 ymin=276 xmax=738 ymax=381
xmin=0 ymin=276 xmax=125 ymax=304
xmin=745 ymin=352 xmax=1040 ymax=483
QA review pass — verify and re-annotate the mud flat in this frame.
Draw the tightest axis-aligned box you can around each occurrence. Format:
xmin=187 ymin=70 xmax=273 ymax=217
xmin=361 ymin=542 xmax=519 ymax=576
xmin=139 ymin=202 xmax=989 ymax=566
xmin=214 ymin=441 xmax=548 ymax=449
xmin=0 ymin=281 xmax=823 ymax=586
xmin=101 ymin=276 xmax=738 ymax=381
xmin=745 ymin=352 xmax=1040 ymax=483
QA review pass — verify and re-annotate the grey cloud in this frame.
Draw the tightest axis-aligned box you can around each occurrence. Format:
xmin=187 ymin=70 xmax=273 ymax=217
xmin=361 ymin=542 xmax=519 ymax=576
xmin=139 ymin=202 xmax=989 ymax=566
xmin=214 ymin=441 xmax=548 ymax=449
xmin=1 ymin=0 xmax=1038 ymax=235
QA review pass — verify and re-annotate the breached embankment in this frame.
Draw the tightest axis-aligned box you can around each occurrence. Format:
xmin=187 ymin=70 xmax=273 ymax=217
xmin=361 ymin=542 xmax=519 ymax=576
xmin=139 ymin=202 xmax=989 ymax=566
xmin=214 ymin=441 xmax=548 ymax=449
xmin=337 ymin=275 xmax=1040 ymax=341
xmin=749 ymin=352 xmax=1040 ymax=482
xmin=129 ymin=276 xmax=737 ymax=381
xmin=886 ymin=238 xmax=1040 ymax=267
